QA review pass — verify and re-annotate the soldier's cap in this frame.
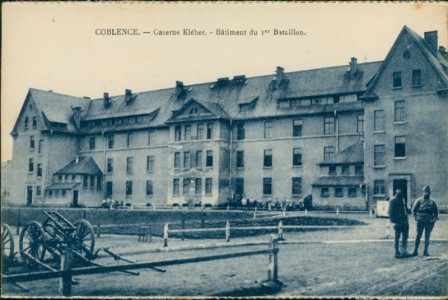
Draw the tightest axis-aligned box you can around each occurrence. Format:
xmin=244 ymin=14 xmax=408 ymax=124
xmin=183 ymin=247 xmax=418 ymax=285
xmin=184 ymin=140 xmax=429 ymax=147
xmin=423 ymin=185 xmax=431 ymax=192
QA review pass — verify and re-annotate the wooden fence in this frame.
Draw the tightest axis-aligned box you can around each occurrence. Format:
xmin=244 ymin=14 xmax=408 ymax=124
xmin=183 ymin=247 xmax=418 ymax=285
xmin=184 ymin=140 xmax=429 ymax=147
xmin=2 ymin=236 xmax=280 ymax=296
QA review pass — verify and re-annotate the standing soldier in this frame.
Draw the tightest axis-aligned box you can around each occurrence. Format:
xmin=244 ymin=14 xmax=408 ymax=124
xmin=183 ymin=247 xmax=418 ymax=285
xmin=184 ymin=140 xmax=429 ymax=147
xmin=388 ymin=189 xmax=410 ymax=258
xmin=411 ymin=185 xmax=439 ymax=257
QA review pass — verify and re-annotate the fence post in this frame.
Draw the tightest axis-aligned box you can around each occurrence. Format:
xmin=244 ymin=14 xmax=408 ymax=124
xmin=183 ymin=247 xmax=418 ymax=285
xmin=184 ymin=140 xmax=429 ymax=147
xmin=268 ymin=235 xmax=279 ymax=282
xmin=305 ymin=209 xmax=308 ymax=216
xmin=253 ymin=206 xmax=257 ymax=219
xmin=336 ymin=208 xmax=339 ymax=215
xmin=16 ymin=207 xmax=21 ymax=235
xmin=282 ymin=207 xmax=286 ymax=217
xmin=96 ymin=224 xmax=101 ymax=238
xmin=153 ymin=205 xmax=156 ymax=211
xmin=163 ymin=223 xmax=169 ymax=247
xmin=59 ymin=243 xmax=73 ymax=296
xmin=181 ymin=214 xmax=186 ymax=241
xmin=227 ymin=205 xmax=230 ymax=211
xmin=277 ymin=221 xmax=284 ymax=240
xmin=225 ymin=220 xmax=230 ymax=242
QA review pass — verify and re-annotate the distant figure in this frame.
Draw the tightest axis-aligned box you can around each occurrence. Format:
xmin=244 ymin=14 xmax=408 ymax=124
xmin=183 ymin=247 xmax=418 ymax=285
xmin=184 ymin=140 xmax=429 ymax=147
xmin=388 ymin=189 xmax=410 ymax=258
xmin=411 ymin=185 xmax=439 ymax=257
xmin=241 ymin=196 xmax=247 ymax=211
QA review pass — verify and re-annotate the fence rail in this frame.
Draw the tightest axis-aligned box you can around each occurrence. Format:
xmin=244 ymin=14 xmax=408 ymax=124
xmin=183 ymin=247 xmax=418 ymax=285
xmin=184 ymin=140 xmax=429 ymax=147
xmin=3 ymin=236 xmax=281 ymax=296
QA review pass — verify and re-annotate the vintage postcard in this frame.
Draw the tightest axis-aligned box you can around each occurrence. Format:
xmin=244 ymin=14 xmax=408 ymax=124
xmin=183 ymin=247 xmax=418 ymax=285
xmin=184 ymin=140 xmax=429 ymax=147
xmin=1 ymin=2 xmax=447 ymax=298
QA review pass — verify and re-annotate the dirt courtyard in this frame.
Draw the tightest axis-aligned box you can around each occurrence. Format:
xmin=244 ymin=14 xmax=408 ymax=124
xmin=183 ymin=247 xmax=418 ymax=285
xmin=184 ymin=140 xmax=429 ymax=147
xmin=2 ymin=213 xmax=447 ymax=297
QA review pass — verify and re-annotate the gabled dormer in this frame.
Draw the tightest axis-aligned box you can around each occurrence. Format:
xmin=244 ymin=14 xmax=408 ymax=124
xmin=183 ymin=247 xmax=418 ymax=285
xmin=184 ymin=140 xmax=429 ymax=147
xmin=166 ymin=98 xmax=230 ymax=124
xmin=360 ymin=26 xmax=448 ymax=100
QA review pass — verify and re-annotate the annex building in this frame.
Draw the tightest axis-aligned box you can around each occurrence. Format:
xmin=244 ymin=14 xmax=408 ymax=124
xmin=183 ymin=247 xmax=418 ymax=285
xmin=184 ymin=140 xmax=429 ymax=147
xmin=9 ymin=26 xmax=448 ymax=209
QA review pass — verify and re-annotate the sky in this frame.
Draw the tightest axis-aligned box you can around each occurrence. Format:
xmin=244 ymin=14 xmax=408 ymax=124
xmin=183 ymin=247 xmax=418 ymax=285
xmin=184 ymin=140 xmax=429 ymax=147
xmin=2 ymin=2 xmax=447 ymax=162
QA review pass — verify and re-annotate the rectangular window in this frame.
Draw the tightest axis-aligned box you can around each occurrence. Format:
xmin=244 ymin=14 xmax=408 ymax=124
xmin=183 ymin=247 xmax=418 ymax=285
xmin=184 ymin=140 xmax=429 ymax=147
xmin=28 ymin=158 xmax=34 ymax=173
xmin=89 ymin=136 xmax=96 ymax=150
xmin=195 ymin=178 xmax=202 ymax=195
xmin=62 ymin=190 xmax=67 ymax=198
xmin=374 ymin=110 xmax=385 ymax=131
xmin=197 ymin=124 xmax=204 ymax=140
xmin=236 ymin=151 xmax=244 ymax=168
xmin=173 ymin=179 xmax=180 ymax=196
xmin=107 ymin=158 xmax=114 ymax=173
xmin=264 ymin=121 xmax=272 ymax=139
xmin=264 ymin=149 xmax=273 ymax=167
xmin=106 ymin=181 xmax=113 ymax=197
xmin=174 ymin=152 xmax=181 ymax=169
xmin=293 ymin=119 xmax=303 ymax=137
xmin=37 ymin=163 xmax=42 ymax=177
xmin=395 ymin=136 xmax=406 ymax=157
xmin=329 ymin=166 xmax=337 ymax=175
xmin=126 ymin=157 xmax=133 ymax=174
xmin=30 ymin=136 xmax=35 ymax=150
xmin=292 ymin=177 xmax=302 ymax=195
xmin=393 ymin=71 xmax=402 ymax=88
xmin=394 ymin=100 xmax=406 ymax=122
xmin=374 ymin=145 xmax=385 ymax=166
xmin=263 ymin=177 xmax=272 ymax=195
xmin=183 ymin=151 xmax=191 ymax=169
xmin=335 ymin=187 xmax=343 ymax=197
xmin=24 ymin=117 xmax=29 ymax=130
xmin=355 ymin=165 xmax=364 ymax=175
xmin=196 ymin=151 xmax=203 ymax=168
xmin=97 ymin=177 xmax=102 ymax=191
xmin=147 ymin=131 xmax=154 ymax=146
xmin=206 ymin=123 xmax=214 ymax=139
xmin=321 ymin=187 xmax=330 ymax=197
xmin=126 ymin=180 xmax=133 ymax=196
xmin=324 ymin=117 xmax=335 ymax=135
xmin=107 ymin=134 xmax=115 ymax=149
xmin=348 ymin=187 xmax=357 ymax=197
xmin=235 ymin=178 xmax=244 ymax=195
xmin=342 ymin=165 xmax=350 ymax=175
xmin=36 ymin=186 xmax=42 ymax=197
xmin=89 ymin=175 xmax=95 ymax=189
xmin=324 ymin=146 xmax=335 ymax=160
xmin=58 ymin=175 xmax=63 ymax=182
xmin=83 ymin=175 xmax=88 ymax=189
xmin=357 ymin=114 xmax=364 ymax=133
xmin=146 ymin=180 xmax=153 ymax=195
xmin=126 ymin=133 xmax=133 ymax=148
xmin=183 ymin=178 xmax=191 ymax=195
xmin=38 ymin=140 xmax=43 ymax=154
xmin=184 ymin=125 xmax=191 ymax=141
xmin=412 ymin=69 xmax=422 ymax=86
xmin=206 ymin=150 xmax=213 ymax=167
xmin=237 ymin=123 xmax=245 ymax=140
xmin=32 ymin=116 xmax=37 ymax=129
xmin=205 ymin=178 xmax=213 ymax=195
xmin=374 ymin=180 xmax=386 ymax=196
xmin=175 ymin=126 xmax=182 ymax=141
xmin=292 ymin=148 xmax=302 ymax=166
xmin=146 ymin=156 xmax=154 ymax=172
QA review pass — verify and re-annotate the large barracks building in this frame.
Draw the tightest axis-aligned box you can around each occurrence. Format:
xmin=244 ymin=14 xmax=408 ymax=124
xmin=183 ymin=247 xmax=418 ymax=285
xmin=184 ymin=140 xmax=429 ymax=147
xmin=9 ymin=26 xmax=448 ymax=208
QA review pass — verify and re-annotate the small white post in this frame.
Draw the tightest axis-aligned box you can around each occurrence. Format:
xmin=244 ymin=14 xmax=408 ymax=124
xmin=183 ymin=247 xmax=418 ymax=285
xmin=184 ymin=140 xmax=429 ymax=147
xmin=253 ymin=206 xmax=257 ymax=219
xmin=336 ymin=208 xmax=339 ymax=215
xmin=305 ymin=209 xmax=308 ymax=216
xmin=153 ymin=205 xmax=156 ymax=211
xmin=225 ymin=220 xmax=230 ymax=242
xmin=282 ymin=207 xmax=286 ymax=217
xmin=163 ymin=223 xmax=169 ymax=247
xmin=278 ymin=221 xmax=284 ymax=240
xmin=227 ymin=205 xmax=230 ymax=211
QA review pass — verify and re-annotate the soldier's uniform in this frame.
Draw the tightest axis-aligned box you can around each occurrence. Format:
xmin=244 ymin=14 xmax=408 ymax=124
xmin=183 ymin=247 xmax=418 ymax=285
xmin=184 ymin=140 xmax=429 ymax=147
xmin=388 ymin=190 xmax=409 ymax=258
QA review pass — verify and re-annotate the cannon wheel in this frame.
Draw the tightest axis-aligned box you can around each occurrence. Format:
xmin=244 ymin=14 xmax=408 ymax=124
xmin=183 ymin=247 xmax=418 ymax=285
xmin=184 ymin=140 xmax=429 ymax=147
xmin=1 ymin=223 xmax=15 ymax=260
xmin=74 ymin=219 xmax=95 ymax=260
xmin=19 ymin=221 xmax=46 ymax=262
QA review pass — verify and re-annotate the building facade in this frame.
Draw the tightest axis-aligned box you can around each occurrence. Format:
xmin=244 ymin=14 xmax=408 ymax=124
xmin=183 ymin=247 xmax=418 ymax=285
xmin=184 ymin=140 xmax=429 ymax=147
xmin=9 ymin=26 xmax=448 ymax=208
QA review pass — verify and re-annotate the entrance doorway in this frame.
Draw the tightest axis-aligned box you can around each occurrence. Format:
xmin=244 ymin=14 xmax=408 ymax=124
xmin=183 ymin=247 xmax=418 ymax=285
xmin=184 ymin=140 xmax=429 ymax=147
xmin=393 ymin=179 xmax=408 ymax=208
xmin=26 ymin=186 xmax=33 ymax=206
xmin=72 ymin=190 xmax=79 ymax=207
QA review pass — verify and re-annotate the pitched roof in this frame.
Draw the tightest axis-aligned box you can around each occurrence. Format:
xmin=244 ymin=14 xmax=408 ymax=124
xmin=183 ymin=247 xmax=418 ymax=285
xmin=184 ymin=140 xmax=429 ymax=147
xmin=312 ymin=176 xmax=364 ymax=187
xmin=319 ymin=141 xmax=364 ymax=165
xmin=54 ymin=156 xmax=103 ymax=175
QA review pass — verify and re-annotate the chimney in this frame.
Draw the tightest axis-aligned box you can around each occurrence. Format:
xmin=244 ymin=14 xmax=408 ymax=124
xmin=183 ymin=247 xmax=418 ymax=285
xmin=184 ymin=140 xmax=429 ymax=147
xmin=276 ymin=66 xmax=284 ymax=78
xmin=125 ymin=89 xmax=132 ymax=105
xmin=72 ymin=106 xmax=82 ymax=129
xmin=349 ymin=57 xmax=358 ymax=78
xmin=424 ymin=31 xmax=438 ymax=55
xmin=103 ymin=92 xmax=110 ymax=108
xmin=439 ymin=46 xmax=446 ymax=55
xmin=176 ymin=81 xmax=184 ymax=94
